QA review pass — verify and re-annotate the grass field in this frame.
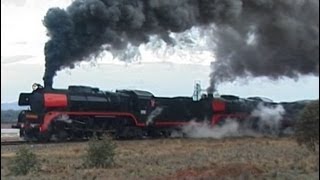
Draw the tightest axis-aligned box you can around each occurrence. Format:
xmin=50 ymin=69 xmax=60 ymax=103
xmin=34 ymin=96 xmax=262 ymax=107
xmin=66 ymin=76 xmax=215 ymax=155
xmin=1 ymin=137 xmax=319 ymax=180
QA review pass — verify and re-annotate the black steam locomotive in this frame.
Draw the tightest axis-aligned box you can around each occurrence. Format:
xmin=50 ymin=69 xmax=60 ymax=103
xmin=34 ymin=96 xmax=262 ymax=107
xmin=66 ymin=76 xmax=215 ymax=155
xmin=12 ymin=83 xmax=306 ymax=141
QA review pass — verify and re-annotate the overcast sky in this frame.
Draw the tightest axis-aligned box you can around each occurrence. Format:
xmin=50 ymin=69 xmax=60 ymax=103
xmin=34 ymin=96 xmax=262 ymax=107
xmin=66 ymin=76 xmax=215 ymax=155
xmin=1 ymin=0 xmax=319 ymax=103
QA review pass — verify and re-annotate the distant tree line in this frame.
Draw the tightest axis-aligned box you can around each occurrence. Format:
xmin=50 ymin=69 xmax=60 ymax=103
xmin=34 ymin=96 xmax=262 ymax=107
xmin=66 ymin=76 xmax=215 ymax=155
xmin=1 ymin=110 xmax=20 ymax=123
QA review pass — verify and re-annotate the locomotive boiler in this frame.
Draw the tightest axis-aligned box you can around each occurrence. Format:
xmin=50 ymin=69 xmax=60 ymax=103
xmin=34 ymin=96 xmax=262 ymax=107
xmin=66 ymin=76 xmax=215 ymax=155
xmin=12 ymin=83 xmax=305 ymax=141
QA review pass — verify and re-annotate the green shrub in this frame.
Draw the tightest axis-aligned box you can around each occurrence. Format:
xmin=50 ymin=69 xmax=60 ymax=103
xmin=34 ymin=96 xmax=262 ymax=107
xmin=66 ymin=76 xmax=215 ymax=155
xmin=84 ymin=136 xmax=116 ymax=168
xmin=9 ymin=146 xmax=39 ymax=175
xmin=294 ymin=100 xmax=319 ymax=151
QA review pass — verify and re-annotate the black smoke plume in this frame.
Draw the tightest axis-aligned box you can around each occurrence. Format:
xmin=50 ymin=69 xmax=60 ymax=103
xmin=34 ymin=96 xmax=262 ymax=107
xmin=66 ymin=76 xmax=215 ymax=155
xmin=43 ymin=0 xmax=319 ymax=89
xmin=207 ymin=0 xmax=319 ymax=92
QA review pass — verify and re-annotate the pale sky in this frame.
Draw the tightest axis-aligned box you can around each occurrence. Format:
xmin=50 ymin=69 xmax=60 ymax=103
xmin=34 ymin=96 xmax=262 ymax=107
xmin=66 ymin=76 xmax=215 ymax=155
xmin=1 ymin=0 xmax=319 ymax=103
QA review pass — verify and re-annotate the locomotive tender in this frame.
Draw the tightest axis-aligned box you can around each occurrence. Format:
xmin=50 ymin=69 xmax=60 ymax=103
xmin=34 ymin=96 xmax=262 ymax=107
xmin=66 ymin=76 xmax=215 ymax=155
xmin=12 ymin=83 xmax=303 ymax=141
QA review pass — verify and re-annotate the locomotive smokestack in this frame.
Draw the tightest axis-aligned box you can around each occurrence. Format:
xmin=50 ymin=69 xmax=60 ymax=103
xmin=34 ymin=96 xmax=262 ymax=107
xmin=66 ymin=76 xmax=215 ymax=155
xmin=43 ymin=78 xmax=52 ymax=89
xmin=44 ymin=85 xmax=52 ymax=90
xmin=43 ymin=0 xmax=318 ymax=87
xmin=207 ymin=93 xmax=214 ymax=99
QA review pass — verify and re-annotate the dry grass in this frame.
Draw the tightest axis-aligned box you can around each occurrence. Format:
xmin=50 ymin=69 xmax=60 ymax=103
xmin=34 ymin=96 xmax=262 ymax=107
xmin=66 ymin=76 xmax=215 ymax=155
xmin=1 ymin=137 xmax=319 ymax=180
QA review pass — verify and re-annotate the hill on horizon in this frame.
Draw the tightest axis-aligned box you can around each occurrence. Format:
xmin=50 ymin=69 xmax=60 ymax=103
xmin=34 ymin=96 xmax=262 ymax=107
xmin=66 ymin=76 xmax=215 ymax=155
xmin=1 ymin=102 xmax=27 ymax=110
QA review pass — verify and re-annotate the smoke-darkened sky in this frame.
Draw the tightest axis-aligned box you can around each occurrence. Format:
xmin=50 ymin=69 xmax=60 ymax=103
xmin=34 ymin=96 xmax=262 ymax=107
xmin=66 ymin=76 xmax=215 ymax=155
xmin=1 ymin=0 xmax=319 ymax=103
xmin=43 ymin=0 xmax=318 ymax=90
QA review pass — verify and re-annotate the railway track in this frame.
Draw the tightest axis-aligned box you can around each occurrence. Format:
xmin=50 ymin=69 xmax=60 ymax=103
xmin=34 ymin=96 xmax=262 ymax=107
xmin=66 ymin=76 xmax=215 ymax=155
xmin=1 ymin=140 xmax=28 ymax=146
xmin=1 ymin=139 xmax=89 ymax=146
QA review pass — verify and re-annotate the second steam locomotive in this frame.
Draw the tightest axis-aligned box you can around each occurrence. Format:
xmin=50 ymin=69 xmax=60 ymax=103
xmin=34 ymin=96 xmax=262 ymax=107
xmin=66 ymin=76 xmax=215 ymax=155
xmin=13 ymin=83 xmax=306 ymax=141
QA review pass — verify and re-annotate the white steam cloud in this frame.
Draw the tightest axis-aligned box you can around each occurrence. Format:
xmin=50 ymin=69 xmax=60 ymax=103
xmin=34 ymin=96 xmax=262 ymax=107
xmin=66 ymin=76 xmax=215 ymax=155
xmin=182 ymin=119 xmax=243 ymax=138
xmin=251 ymin=103 xmax=286 ymax=135
xmin=179 ymin=103 xmax=287 ymax=139
xmin=146 ymin=107 xmax=163 ymax=126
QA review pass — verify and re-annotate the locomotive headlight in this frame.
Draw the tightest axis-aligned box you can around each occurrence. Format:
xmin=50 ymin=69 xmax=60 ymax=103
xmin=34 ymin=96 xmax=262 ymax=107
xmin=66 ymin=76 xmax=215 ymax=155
xmin=32 ymin=83 xmax=38 ymax=91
